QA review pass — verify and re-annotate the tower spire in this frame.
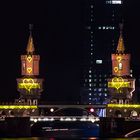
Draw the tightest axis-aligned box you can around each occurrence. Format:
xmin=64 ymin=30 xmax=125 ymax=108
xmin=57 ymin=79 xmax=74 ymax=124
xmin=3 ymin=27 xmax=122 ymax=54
xmin=116 ymin=23 xmax=125 ymax=54
xmin=26 ymin=24 xmax=35 ymax=54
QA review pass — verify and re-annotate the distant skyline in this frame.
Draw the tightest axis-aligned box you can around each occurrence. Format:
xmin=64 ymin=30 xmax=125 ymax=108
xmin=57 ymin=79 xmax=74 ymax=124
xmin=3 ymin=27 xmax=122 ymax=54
xmin=0 ymin=1 xmax=140 ymax=102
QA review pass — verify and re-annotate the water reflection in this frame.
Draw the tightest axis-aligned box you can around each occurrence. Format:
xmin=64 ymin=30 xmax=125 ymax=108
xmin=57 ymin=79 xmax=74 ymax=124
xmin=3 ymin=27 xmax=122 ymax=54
xmin=1 ymin=138 xmax=140 ymax=140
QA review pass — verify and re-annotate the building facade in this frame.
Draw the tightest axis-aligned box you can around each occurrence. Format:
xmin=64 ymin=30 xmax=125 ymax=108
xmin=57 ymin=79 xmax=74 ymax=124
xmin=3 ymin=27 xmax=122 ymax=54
xmin=107 ymin=26 xmax=137 ymax=118
xmin=0 ymin=26 xmax=43 ymax=117
xmin=80 ymin=0 xmax=124 ymax=104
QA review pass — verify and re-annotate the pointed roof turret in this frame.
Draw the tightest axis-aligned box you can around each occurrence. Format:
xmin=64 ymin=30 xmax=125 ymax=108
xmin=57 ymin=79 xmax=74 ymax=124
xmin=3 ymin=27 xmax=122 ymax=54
xmin=26 ymin=24 xmax=35 ymax=54
xmin=116 ymin=23 xmax=125 ymax=54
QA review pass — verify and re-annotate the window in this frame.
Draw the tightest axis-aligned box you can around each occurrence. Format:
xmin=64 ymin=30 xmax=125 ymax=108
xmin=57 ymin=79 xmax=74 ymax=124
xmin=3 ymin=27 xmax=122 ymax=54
xmin=89 ymin=93 xmax=92 ymax=96
xmin=96 ymin=60 xmax=102 ymax=64
xmin=118 ymin=62 xmax=123 ymax=70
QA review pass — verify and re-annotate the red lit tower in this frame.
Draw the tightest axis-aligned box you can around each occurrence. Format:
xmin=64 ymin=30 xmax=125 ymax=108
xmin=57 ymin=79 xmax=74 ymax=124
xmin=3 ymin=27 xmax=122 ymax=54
xmin=107 ymin=24 xmax=135 ymax=105
xmin=17 ymin=25 xmax=43 ymax=104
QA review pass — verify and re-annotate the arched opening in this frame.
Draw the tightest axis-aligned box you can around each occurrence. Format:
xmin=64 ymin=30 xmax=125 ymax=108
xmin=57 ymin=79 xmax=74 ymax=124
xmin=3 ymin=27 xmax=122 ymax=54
xmin=114 ymin=110 xmax=122 ymax=118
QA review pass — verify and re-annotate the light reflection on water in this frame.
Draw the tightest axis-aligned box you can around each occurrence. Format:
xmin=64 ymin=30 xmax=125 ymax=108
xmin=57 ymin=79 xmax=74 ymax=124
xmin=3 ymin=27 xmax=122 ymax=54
xmin=0 ymin=138 xmax=140 ymax=140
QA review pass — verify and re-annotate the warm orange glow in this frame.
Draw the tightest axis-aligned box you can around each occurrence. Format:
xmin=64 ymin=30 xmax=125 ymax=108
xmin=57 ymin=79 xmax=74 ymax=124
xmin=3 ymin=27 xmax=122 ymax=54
xmin=114 ymin=67 xmax=118 ymax=72
xmin=27 ymin=67 xmax=32 ymax=73
xmin=27 ymin=55 xmax=32 ymax=62
xmin=117 ymin=56 xmax=122 ymax=62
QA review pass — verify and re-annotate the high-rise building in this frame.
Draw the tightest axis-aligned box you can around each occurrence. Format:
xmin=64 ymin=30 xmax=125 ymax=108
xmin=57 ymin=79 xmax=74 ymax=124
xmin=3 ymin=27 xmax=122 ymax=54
xmin=81 ymin=0 xmax=124 ymax=104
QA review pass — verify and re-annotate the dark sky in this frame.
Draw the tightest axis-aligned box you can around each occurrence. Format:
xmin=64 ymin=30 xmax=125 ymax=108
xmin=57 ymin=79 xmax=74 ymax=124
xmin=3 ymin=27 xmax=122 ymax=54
xmin=0 ymin=1 xmax=139 ymax=102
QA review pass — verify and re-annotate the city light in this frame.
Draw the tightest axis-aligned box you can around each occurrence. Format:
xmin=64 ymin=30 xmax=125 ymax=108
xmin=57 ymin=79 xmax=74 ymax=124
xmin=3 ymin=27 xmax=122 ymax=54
xmin=50 ymin=108 xmax=54 ymax=112
xmin=108 ymin=77 xmax=130 ymax=90
xmin=27 ymin=55 xmax=32 ymax=62
xmin=90 ymin=108 xmax=94 ymax=113
xmin=0 ymin=105 xmax=37 ymax=109
xmin=108 ymin=104 xmax=140 ymax=108
xmin=18 ymin=78 xmax=40 ymax=92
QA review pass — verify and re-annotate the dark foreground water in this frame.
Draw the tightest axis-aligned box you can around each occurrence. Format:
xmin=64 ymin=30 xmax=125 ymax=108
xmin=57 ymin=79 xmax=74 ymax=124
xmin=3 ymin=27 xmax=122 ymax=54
xmin=0 ymin=138 xmax=140 ymax=140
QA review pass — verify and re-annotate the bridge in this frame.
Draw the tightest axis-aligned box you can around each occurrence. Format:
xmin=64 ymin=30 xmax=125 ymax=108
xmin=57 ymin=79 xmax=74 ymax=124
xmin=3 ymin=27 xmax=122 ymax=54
xmin=38 ymin=104 xmax=106 ymax=109
xmin=38 ymin=104 xmax=107 ymax=117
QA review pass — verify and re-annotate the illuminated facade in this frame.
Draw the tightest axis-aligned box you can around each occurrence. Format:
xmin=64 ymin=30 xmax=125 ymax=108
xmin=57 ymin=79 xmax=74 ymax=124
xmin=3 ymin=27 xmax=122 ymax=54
xmin=17 ymin=26 xmax=43 ymax=102
xmin=107 ymin=25 xmax=136 ymax=118
xmin=81 ymin=0 xmax=123 ymax=104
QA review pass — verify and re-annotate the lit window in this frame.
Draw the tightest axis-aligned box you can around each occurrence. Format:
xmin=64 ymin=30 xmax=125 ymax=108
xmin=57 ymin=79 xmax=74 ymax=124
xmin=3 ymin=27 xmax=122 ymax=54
xmin=98 ymin=27 xmax=101 ymax=29
xmin=118 ymin=62 xmax=123 ymax=70
xmin=89 ymin=79 xmax=92 ymax=82
xmin=112 ymin=0 xmax=122 ymax=4
xmin=89 ymin=84 xmax=92 ymax=87
xmin=94 ymin=79 xmax=97 ymax=82
xmin=89 ymin=75 xmax=92 ymax=78
xmin=98 ymin=88 xmax=102 ymax=92
xmin=99 ymin=79 xmax=102 ymax=82
xmin=105 ymin=93 xmax=107 ymax=97
xmin=89 ymin=88 xmax=92 ymax=91
xmin=89 ymin=70 xmax=92 ymax=73
xmin=91 ymin=53 xmax=93 ymax=55
xmin=89 ymin=98 xmax=91 ymax=100
xmin=96 ymin=60 xmax=102 ymax=64
xmin=104 ymin=88 xmax=107 ymax=91
xmin=94 ymin=88 xmax=97 ymax=91
xmin=91 ymin=5 xmax=93 ymax=8
xmin=89 ymin=93 xmax=92 ymax=96
xmin=93 ymin=84 xmax=96 ymax=87
xmin=106 ymin=0 xmax=122 ymax=4
xmin=91 ymin=44 xmax=93 ymax=47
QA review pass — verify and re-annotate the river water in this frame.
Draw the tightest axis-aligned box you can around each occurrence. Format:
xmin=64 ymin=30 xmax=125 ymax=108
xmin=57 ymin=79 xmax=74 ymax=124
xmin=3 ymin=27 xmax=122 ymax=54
xmin=0 ymin=138 xmax=140 ymax=140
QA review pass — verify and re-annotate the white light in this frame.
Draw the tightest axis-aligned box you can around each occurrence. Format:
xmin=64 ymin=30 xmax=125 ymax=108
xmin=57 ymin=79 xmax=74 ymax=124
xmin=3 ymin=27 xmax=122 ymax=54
xmin=96 ymin=60 xmax=102 ymax=64
xmin=112 ymin=0 xmax=122 ymax=4
xmin=80 ymin=118 xmax=87 ymax=121
xmin=50 ymin=118 xmax=54 ymax=121
xmin=34 ymin=119 xmax=38 ymax=123
xmin=89 ymin=93 xmax=92 ymax=96
xmin=44 ymin=118 xmax=49 ymax=121
xmin=38 ymin=118 xmax=42 ymax=121
xmin=60 ymin=117 xmax=64 ymax=121
xmin=65 ymin=117 xmax=71 ymax=121
xmin=89 ymin=79 xmax=92 ymax=82
xmin=106 ymin=0 xmax=122 ymax=4
xmin=90 ymin=108 xmax=94 ymax=112
xmin=50 ymin=108 xmax=54 ymax=112
xmin=72 ymin=118 xmax=77 ymax=121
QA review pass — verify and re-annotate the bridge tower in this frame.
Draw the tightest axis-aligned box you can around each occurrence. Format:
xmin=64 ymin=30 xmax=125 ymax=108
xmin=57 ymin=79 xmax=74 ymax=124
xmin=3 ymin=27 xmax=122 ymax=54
xmin=107 ymin=24 xmax=135 ymax=117
xmin=17 ymin=25 xmax=43 ymax=105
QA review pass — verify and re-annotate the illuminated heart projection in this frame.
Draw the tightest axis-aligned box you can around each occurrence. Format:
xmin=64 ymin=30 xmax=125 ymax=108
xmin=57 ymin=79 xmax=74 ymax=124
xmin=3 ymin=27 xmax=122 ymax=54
xmin=23 ymin=78 xmax=35 ymax=92
xmin=27 ymin=67 xmax=32 ymax=73
xmin=27 ymin=55 xmax=32 ymax=62
xmin=112 ymin=77 xmax=124 ymax=90
xmin=114 ymin=67 xmax=118 ymax=73
xmin=117 ymin=56 xmax=122 ymax=62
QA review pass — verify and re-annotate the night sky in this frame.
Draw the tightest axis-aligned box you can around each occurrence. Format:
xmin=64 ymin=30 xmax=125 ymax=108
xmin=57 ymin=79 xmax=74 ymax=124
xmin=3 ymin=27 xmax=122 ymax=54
xmin=0 ymin=1 xmax=139 ymax=103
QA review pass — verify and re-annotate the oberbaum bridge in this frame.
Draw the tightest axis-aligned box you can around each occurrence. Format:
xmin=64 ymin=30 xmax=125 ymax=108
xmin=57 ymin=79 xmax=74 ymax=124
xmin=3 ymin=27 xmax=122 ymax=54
xmin=0 ymin=24 xmax=140 ymax=127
